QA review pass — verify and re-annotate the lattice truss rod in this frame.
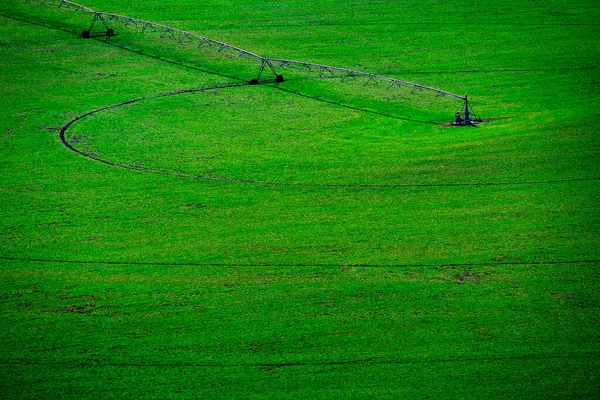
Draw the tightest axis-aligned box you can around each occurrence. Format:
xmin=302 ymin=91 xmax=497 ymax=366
xmin=265 ymin=58 xmax=465 ymax=100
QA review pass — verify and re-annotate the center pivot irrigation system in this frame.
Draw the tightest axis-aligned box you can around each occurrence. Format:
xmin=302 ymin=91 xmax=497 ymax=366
xmin=25 ymin=0 xmax=479 ymax=125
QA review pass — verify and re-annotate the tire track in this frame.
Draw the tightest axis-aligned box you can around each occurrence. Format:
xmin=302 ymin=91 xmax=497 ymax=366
xmin=1 ymin=351 xmax=596 ymax=369
xmin=59 ymin=86 xmax=599 ymax=189
xmin=2 ymin=256 xmax=598 ymax=269
xmin=250 ymin=21 xmax=600 ymax=28
xmin=395 ymin=65 xmax=597 ymax=75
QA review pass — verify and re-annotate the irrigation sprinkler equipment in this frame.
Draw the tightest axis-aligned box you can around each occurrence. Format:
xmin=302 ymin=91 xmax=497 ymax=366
xmin=29 ymin=0 xmax=480 ymax=124
xmin=452 ymin=96 xmax=480 ymax=126
xmin=267 ymin=59 xmax=480 ymax=125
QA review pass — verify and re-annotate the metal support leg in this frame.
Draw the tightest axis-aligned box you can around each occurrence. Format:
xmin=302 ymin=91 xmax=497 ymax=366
xmin=265 ymin=60 xmax=284 ymax=83
xmin=97 ymin=15 xmax=115 ymax=36
xmin=82 ymin=13 xmax=115 ymax=38
xmin=82 ymin=14 xmax=98 ymax=38
xmin=256 ymin=61 xmax=266 ymax=81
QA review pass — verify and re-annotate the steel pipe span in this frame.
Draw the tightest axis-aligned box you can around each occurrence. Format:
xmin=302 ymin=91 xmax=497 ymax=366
xmin=265 ymin=58 xmax=467 ymax=100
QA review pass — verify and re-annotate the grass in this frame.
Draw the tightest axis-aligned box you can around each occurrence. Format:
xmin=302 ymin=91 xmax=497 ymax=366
xmin=1 ymin=0 xmax=599 ymax=398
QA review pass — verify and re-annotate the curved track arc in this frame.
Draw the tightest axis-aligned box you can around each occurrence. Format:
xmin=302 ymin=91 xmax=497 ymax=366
xmin=60 ymin=85 xmax=599 ymax=189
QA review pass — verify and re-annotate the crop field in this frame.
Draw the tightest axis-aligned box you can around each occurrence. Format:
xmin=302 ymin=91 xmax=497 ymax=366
xmin=1 ymin=0 xmax=599 ymax=398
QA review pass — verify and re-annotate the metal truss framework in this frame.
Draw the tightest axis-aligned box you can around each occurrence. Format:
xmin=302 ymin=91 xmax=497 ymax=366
xmin=25 ymin=0 xmax=474 ymax=122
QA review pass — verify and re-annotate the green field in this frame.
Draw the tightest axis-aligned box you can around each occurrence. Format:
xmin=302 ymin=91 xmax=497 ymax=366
xmin=1 ymin=0 xmax=599 ymax=398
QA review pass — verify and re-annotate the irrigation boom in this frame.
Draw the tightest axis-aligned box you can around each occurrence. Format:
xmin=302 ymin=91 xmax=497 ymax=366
xmin=27 ymin=0 xmax=476 ymax=124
